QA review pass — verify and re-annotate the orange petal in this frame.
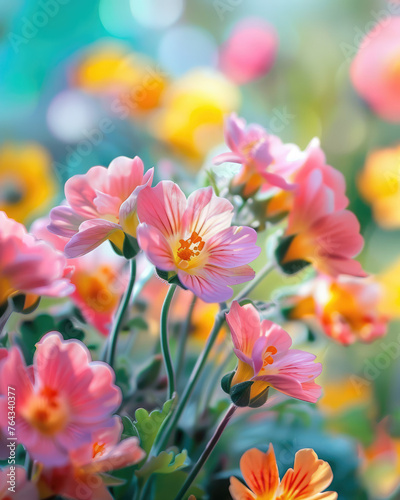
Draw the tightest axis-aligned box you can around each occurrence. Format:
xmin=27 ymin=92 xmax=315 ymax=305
xmin=240 ymin=444 xmax=279 ymax=499
xmin=229 ymin=476 xmax=256 ymax=500
xmin=279 ymin=449 xmax=335 ymax=500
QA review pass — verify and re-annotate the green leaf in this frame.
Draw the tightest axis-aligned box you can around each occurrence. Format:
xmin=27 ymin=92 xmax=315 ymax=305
xmin=153 ymin=471 xmax=204 ymax=500
xmin=137 ymin=355 xmax=163 ymax=389
xmin=230 ymin=381 xmax=253 ymax=407
xmin=133 ymin=398 xmax=175 ymax=456
xmin=110 ymin=240 xmax=124 ymax=256
xmin=11 ymin=294 xmax=41 ymax=314
xmin=221 ymin=371 xmax=235 ymax=394
xmin=121 ymin=416 xmax=139 ymax=441
xmin=123 ymin=234 xmax=140 ymax=259
xmin=126 ymin=317 xmax=148 ymax=331
xmin=136 ymin=448 xmax=187 ymax=478
xmin=99 ymin=473 xmax=127 ymax=486
xmin=275 ymin=235 xmax=311 ymax=275
xmin=249 ymin=387 xmax=270 ymax=408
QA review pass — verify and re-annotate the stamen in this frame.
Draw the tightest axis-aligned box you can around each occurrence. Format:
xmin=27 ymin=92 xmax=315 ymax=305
xmin=263 ymin=345 xmax=277 ymax=367
xmin=177 ymin=231 xmax=205 ymax=262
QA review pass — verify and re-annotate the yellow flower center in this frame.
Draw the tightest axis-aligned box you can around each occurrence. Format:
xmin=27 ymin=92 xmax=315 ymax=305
xmin=177 ymin=231 xmax=205 ymax=265
xmin=22 ymin=386 xmax=69 ymax=436
xmin=262 ymin=345 xmax=278 ymax=367
xmin=92 ymin=441 xmax=106 ymax=458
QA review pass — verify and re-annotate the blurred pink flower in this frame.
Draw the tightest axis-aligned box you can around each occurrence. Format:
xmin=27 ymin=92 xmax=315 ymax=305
xmin=0 ymin=211 xmax=73 ymax=307
xmin=219 ymin=18 xmax=278 ymax=84
xmin=0 ymin=332 xmax=121 ymax=466
xmin=32 ymin=218 xmax=127 ymax=336
xmin=351 ymin=17 xmax=400 ymax=122
xmin=213 ymin=113 xmax=304 ymax=197
xmin=49 ymin=156 xmax=153 ymax=258
xmin=137 ymin=182 xmax=260 ymax=302
xmin=226 ymin=301 xmax=322 ymax=404
xmin=0 ymin=466 xmax=39 ymax=500
xmin=41 ymin=416 xmax=145 ymax=500
xmin=279 ymin=168 xmax=366 ymax=277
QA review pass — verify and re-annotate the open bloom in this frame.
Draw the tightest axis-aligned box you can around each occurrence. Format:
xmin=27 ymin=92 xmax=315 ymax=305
xmin=0 ymin=332 xmax=121 ymax=466
xmin=0 ymin=211 xmax=73 ymax=308
xmin=226 ymin=301 xmax=322 ymax=405
xmin=277 ymin=169 xmax=366 ymax=277
xmin=33 ymin=218 xmax=127 ymax=336
xmin=213 ymin=113 xmax=305 ymax=197
xmin=137 ymin=182 xmax=261 ymax=302
xmin=219 ymin=18 xmax=278 ymax=85
xmin=287 ymin=275 xmax=388 ymax=345
xmin=0 ymin=466 xmax=39 ymax=500
xmin=49 ymin=156 xmax=153 ymax=258
xmin=230 ymin=444 xmax=337 ymax=500
xmin=351 ymin=17 xmax=400 ymax=122
xmin=40 ymin=416 xmax=145 ymax=500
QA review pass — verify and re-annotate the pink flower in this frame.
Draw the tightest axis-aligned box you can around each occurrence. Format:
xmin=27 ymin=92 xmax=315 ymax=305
xmin=213 ymin=113 xmax=305 ymax=197
xmin=136 ymin=182 xmax=261 ymax=302
xmin=0 ymin=211 xmax=73 ymax=307
xmin=0 ymin=332 xmax=121 ymax=466
xmin=40 ymin=416 xmax=145 ymax=500
xmin=225 ymin=301 xmax=322 ymax=405
xmin=278 ymin=168 xmax=366 ymax=277
xmin=351 ymin=17 xmax=400 ymax=122
xmin=48 ymin=156 xmax=153 ymax=258
xmin=32 ymin=218 xmax=127 ymax=336
xmin=219 ymin=18 xmax=278 ymax=84
xmin=0 ymin=466 xmax=39 ymax=500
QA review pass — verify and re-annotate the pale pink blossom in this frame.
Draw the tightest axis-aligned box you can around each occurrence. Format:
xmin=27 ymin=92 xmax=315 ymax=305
xmin=213 ymin=113 xmax=305 ymax=196
xmin=136 ymin=182 xmax=261 ymax=302
xmin=219 ymin=18 xmax=278 ymax=84
xmin=41 ymin=417 xmax=145 ymax=500
xmin=48 ymin=156 xmax=153 ymax=258
xmin=0 ymin=211 xmax=73 ymax=307
xmin=351 ymin=17 xmax=400 ymax=122
xmin=226 ymin=301 xmax=322 ymax=404
xmin=0 ymin=466 xmax=39 ymax=500
xmin=0 ymin=332 xmax=121 ymax=466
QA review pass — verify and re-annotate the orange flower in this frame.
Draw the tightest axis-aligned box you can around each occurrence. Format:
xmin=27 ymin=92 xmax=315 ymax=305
xmin=230 ymin=444 xmax=337 ymax=500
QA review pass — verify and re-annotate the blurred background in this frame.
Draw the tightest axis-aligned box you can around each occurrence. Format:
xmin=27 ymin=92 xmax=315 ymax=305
xmin=1 ymin=1 xmax=400 ymax=498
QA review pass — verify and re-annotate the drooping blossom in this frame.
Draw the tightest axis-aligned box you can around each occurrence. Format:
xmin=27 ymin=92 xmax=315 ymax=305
xmin=32 ymin=218 xmax=127 ymax=336
xmin=40 ymin=416 xmax=145 ymax=500
xmin=213 ymin=113 xmax=305 ymax=197
xmin=225 ymin=301 xmax=322 ymax=405
xmin=230 ymin=444 xmax=337 ymax=500
xmin=277 ymin=168 xmax=366 ymax=277
xmin=358 ymin=144 xmax=400 ymax=229
xmin=0 ymin=332 xmax=121 ymax=466
xmin=0 ymin=211 xmax=73 ymax=308
xmin=351 ymin=17 xmax=400 ymax=122
xmin=136 ymin=182 xmax=261 ymax=302
xmin=0 ymin=466 xmax=39 ymax=500
xmin=219 ymin=18 xmax=278 ymax=84
xmin=48 ymin=156 xmax=153 ymax=258
xmin=290 ymin=275 xmax=388 ymax=345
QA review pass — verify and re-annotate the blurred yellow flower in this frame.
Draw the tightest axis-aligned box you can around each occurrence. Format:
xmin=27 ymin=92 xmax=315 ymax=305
xmin=73 ymin=42 xmax=168 ymax=115
xmin=318 ymin=378 xmax=372 ymax=415
xmin=152 ymin=69 xmax=240 ymax=164
xmin=0 ymin=143 xmax=57 ymax=224
xmin=358 ymin=145 xmax=400 ymax=228
xmin=377 ymin=258 xmax=400 ymax=318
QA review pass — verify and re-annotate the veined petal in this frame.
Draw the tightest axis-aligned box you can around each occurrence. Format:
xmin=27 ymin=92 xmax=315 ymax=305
xmin=137 ymin=181 xmax=186 ymax=239
xmin=206 ymin=226 xmax=261 ymax=268
xmin=226 ymin=300 xmax=261 ymax=357
xmin=213 ymin=152 xmax=243 ymax=165
xmin=229 ymin=476 xmax=256 ymax=500
xmin=48 ymin=205 xmax=86 ymax=238
xmin=65 ymin=166 xmax=108 ymax=218
xmin=225 ymin=113 xmax=246 ymax=152
xmin=64 ymin=220 xmax=123 ymax=258
xmin=107 ymin=156 xmax=145 ymax=200
xmin=254 ymin=373 xmax=321 ymax=403
xmin=240 ymin=445 xmax=279 ymax=499
xmin=136 ymin=224 xmax=175 ymax=271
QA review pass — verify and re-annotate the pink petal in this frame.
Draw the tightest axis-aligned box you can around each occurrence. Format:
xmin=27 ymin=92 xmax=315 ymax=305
xmin=107 ymin=156 xmax=145 ymax=200
xmin=226 ymin=301 xmax=261 ymax=356
xmin=119 ymin=168 xmax=154 ymax=230
xmin=65 ymin=166 xmax=108 ymax=218
xmin=64 ymin=220 xmax=122 ymax=258
xmin=136 ymin=224 xmax=175 ymax=271
xmin=48 ymin=205 xmax=86 ymax=238
xmin=213 ymin=152 xmax=243 ymax=165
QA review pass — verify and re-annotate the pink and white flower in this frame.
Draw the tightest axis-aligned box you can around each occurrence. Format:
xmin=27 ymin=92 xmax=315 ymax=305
xmin=40 ymin=417 xmax=145 ymax=500
xmin=226 ymin=301 xmax=322 ymax=404
xmin=0 ymin=333 xmax=121 ymax=466
xmin=48 ymin=156 xmax=153 ymax=258
xmin=136 ymin=182 xmax=261 ymax=302
xmin=213 ymin=113 xmax=305 ymax=197
xmin=0 ymin=211 xmax=73 ymax=307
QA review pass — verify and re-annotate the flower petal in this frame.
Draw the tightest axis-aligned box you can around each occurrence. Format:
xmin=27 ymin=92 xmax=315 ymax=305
xmin=136 ymin=224 xmax=175 ymax=271
xmin=239 ymin=445 xmax=279 ymax=499
xmin=64 ymin=220 xmax=123 ymax=258
xmin=226 ymin=301 xmax=261 ymax=356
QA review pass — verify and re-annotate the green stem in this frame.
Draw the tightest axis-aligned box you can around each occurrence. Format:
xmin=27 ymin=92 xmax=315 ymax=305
xmin=104 ymin=258 xmax=136 ymax=368
xmin=233 ymin=261 xmax=274 ymax=303
xmin=154 ymin=304 xmax=226 ymax=453
xmin=161 ymin=285 xmax=177 ymax=400
xmin=175 ymin=295 xmax=197 ymax=382
xmin=174 ymin=404 xmax=237 ymax=500
xmin=24 ymin=450 xmax=33 ymax=480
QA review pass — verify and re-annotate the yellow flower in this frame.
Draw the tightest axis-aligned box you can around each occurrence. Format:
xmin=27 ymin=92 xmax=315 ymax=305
xmin=358 ymin=145 xmax=400 ymax=228
xmin=377 ymin=257 xmax=400 ymax=318
xmin=0 ymin=143 xmax=57 ymax=224
xmin=152 ymin=69 xmax=240 ymax=164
